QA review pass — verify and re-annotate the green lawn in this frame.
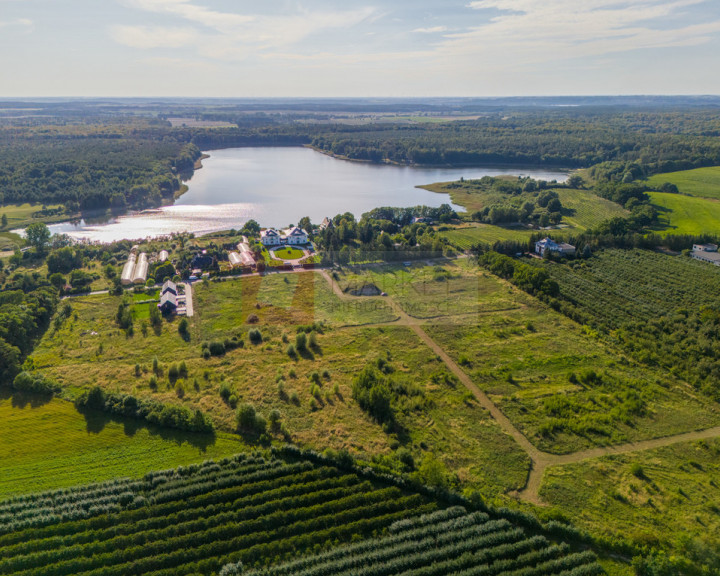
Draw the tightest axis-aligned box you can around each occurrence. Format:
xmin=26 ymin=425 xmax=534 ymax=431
xmin=647 ymin=166 xmax=720 ymax=200
xmin=648 ymin=191 xmax=720 ymax=235
xmin=0 ymin=202 xmax=65 ymax=230
xmin=272 ymin=246 xmax=305 ymax=260
xmin=0 ymin=392 xmax=242 ymax=499
xmin=541 ymin=439 xmax=720 ymax=565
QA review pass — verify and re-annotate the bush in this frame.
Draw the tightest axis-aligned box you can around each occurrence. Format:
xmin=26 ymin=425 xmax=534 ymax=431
xmin=12 ymin=372 xmax=58 ymax=395
xmin=178 ymin=360 xmax=188 ymax=378
xmin=248 ymin=329 xmax=263 ymax=345
xmin=178 ymin=318 xmax=189 ymax=340
xmin=247 ymin=314 xmax=259 ymax=324
xmin=219 ymin=382 xmax=232 ymax=402
xmin=149 ymin=375 xmax=158 ymax=390
xmin=168 ymin=363 xmax=179 ymax=382
xmin=236 ymin=403 xmax=265 ymax=434
xmin=209 ymin=341 xmax=226 ymax=356
xmin=295 ymin=332 xmax=307 ymax=352
xmin=286 ymin=344 xmax=296 ymax=358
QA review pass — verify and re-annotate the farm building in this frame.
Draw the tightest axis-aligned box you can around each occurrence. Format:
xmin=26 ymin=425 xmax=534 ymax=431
xmin=228 ymin=252 xmax=243 ymax=267
xmin=691 ymin=244 xmax=720 ymax=265
xmin=132 ymin=253 xmax=149 ymax=284
xmin=260 ymin=228 xmax=282 ymax=246
xmin=283 ymin=226 xmax=308 ymax=245
xmin=162 ymin=280 xmax=177 ymax=296
xmin=158 ymin=292 xmax=177 ymax=314
xmin=158 ymin=250 xmax=169 ymax=262
xmin=237 ymin=242 xmax=257 ymax=266
xmin=535 ymin=237 xmax=576 ymax=257
xmin=120 ymin=253 xmax=137 ymax=286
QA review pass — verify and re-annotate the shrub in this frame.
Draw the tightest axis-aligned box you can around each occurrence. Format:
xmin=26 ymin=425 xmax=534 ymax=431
xmin=209 ymin=341 xmax=226 ymax=356
xmin=268 ymin=409 xmax=281 ymax=431
xmin=247 ymin=314 xmax=259 ymax=324
xmin=178 ymin=360 xmax=188 ymax=378
xmin=286 ymin=344 xmax=296 ymax=358
xmin=248 ymin=329 xmax=263 ymax=344
xmin=178 ymin=318 xmax=189 ymax=340
xmin=12 ymin=372 xmax=58 ymax=396
xmin=175 ymin=381 xmax=185 ymax=398
xmin=310 ymin=371 xmax=321 ymax=384
xmin=295 ymin=332 xmax=307 ymax=351
xmin=219 ymin=382 xmax=232 ymax=402
xmin=202 ymin=349 xmax=211 ymax=360
xmin=168 ymin=363 xmax=179 ymax=382
xmin=289 ymin=390 xmax=300 ymax=404
xmin=134 ymin=363 xmax=141 ymax=377
xmin=322 ymin=369 xmax=331 ymax=380
xmin=149 ymin=376 xmax=158 ymax=390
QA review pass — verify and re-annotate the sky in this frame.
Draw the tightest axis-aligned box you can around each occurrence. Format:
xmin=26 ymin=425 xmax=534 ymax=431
xmin=1 ymin=0 xmax=720 ymax=97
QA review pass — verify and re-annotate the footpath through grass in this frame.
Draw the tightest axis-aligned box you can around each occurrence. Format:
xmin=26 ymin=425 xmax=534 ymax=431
xmin=0 ymin=392 xmax=242 ymax=499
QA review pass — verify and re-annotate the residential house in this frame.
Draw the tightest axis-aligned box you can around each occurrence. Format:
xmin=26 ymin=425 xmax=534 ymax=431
xmin=260 ymin=229 xmax=282 ymax=246
xmin=283 ymin=226 xmax=308 ymax=245
xmin=158 ymin=292 xmax=177 ymax=315
xmin=535 ymin=237 xmax=576 ymax=257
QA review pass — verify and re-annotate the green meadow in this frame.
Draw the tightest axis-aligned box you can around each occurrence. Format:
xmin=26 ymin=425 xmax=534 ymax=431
xmin=0 ymin=392 xmax=242 ymax=498
xmin=649 ymin=191 xmax=720 ymax=235
xmin=647 ymin=166 xmax=720 ymax=200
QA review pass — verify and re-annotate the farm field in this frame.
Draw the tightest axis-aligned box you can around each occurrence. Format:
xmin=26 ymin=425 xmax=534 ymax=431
xmin=646 ymin=166 xmax=720 ymax=200
xmin=0 ymin=392 xmax=242 ymax=499
xmin=540 ymin=438 xmax=720 ymax=569
xmin=531 ymin=249 xmax=720 ymax=328
xmin=30 ymin=273 xmax=531 ymax=497
xmin=648 ymin=191 xmax=720 ymax=235
xmin=531 ymin=248 xmax=720 ymax=395
xmin=439 ymin=224 xmax=535 ymax=250
xmin=0 ymin=454 xmax=602 ymax=576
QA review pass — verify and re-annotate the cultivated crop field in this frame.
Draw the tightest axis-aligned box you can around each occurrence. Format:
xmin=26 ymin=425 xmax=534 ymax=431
xmin=531 ymin=249 xmax=720 ymax=328
xmin=0 ymin=454 xmax=601 ymax=576
xmin=0 ymin=392 xmax=241 ymax=499
xmin=438 ymin=225 xmax=535 ymax=250
xmin=647 ymin=166 xmax=720 ymax=200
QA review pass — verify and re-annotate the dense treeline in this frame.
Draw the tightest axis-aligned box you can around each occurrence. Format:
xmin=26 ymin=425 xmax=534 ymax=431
xmin=75 ymin=385 xmax=214 ymax=433
xmin=0 ymin=128 xmax=199 ymax=211
xmin=0 ymin=275 xmax=58 ymax=384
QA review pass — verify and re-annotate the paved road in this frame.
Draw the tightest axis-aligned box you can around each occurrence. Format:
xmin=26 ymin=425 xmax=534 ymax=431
xmin=183 ymin=282 xmax=194 ymax=317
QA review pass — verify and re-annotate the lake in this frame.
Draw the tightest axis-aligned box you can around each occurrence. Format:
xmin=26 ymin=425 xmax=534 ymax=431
xmin=46 ymin=147 xmax=568 ymax=243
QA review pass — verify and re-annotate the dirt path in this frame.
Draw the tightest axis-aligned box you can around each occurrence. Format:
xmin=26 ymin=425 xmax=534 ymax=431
xmin=318 ymin=269 xmax=720 ymax=504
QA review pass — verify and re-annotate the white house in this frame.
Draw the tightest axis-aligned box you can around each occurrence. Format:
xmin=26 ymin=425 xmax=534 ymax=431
xmin=535 ymin=237 xmax=576 ymax=257
xmin=260 ymin=228 xmax=282 ymax=246
xmin=283 ymin=226 xmax=308 ymax=245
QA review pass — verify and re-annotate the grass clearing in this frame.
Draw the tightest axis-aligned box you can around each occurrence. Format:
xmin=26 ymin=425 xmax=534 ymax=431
xmin=647 ymin=166 xmax=720 ymax=200
xmin=541 ymin=438 xmax=720 ymax=563
xmin=30 ymin=274 xmax=530 ymax=497
xmin=0 ymin=392 xmax=242 ymax=499
xmin=649 ymin=191 xmax=720 ymax=235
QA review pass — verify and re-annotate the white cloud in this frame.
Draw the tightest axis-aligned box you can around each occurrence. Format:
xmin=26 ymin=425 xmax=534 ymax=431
xmin=115 ymin=1 xmax=377 ymax=59
xmin=0 ymin=17 xmax=32 ymax=28
xmin=438 ymin=0 xmax=720 ymax=67
xmin=111 ymin=25 xmax=199 ymax=49
xmin=413 ymin=26 xmax=448 ymax=33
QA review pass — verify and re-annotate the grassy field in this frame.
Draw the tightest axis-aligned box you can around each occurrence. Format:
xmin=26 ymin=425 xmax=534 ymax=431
xmin=431 ymin=184 xmax=627 ymax=249
xmin=0 ymin=392 xmax=243 ymax=499
xmin=0 ymin=202 xmax=65 ymax=229
xmin=331 ymin=261 xmax=720 ymax=454
xmin=649 ymin=191 xmax=720 ymax=235
xmin=30 ymin=273 xmax=530 ymax=497
xmin=647 ymin=166 xmax=720 ymax=200
xmin=541 ymin=438 xmax=720 ymax=564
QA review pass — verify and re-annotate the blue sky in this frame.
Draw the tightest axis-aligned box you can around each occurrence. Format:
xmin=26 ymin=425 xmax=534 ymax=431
xmin=2 ymin=0 xmax=720 ymax=96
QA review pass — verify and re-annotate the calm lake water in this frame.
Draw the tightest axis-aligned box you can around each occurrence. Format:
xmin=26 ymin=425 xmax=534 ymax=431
xmin=46 ymin=147 xmax=568 ymax=243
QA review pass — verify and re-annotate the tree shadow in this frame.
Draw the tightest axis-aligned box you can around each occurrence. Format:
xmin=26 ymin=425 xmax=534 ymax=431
xmin=3 ymin=388 xmax=55 ymax=409
xmin=77 ymin=406 xmax=217 ymax=452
